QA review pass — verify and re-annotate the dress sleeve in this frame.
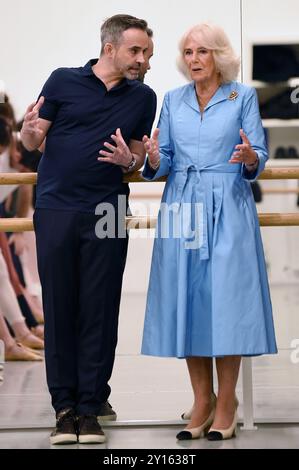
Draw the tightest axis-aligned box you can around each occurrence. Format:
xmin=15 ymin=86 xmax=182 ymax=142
xmin=241 ymin=87 xmax=268 ymax=181
xmin=142 ymin=92 xmax=174 ymax=181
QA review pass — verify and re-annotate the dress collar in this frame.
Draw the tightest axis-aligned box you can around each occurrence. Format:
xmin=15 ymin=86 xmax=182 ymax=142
xmin=183 ymin=82 xmax=230 ymax=113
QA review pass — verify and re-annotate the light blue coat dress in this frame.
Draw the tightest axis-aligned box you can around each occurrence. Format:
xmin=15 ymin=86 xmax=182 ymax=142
xmin=141 ymin=81 xmax=277 ymax=358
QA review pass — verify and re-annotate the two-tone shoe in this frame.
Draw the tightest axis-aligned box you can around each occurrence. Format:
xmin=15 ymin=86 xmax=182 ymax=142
xmin=181 ymin=392 xmax=217 ymax=420
xmin=177 ymin=394 xmax=217 ymax=441
xmin=207 ymin=410 xmax=238 ymax=441
xmin=176 ymin=407 xmax=215 ymax=440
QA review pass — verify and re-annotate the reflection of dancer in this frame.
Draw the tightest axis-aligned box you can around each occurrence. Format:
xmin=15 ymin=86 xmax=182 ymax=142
xmin=0 ymin=312 xmax=42 ymax=362
xmin=0 ymin=117 xmax=44 ymax=352
xmin=0 ymin=233 xmax=44 ymax=350
xmin=0 ymin=117 xmax=11 ymax=153
xmin=21 ymin=14 xmax=156 ymax=445
xmin=142 ymin=22 xmax=277 ymax=441
xmin=1 ymin=99 xmax=44 ymax=338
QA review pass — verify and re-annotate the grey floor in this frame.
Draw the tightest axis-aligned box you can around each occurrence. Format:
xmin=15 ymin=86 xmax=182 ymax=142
xmin=1 ymin=425 xmax=299 ymax=449
xmin=1 ymin=286 xmax=299 ymax=449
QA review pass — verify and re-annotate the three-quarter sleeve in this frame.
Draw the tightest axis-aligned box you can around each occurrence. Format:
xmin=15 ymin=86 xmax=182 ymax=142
xmin=142 ymin=92 xmax=174 ymax=181
xmin=241 ymin=87 xmax=268 ymax=181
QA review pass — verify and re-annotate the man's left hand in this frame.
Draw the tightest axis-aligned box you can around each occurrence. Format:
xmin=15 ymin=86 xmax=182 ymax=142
xmin=98 ymin=128 xmax=132 ymax=168
xmin=229 ymin=129 xmax=258 ymax=166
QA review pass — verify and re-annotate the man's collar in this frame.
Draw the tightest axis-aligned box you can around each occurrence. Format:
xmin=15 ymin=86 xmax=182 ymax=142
xmin=82 ymin=59 xmax=98 ymax=76
xmin=82 ymin=59 xmax=136 ymax=86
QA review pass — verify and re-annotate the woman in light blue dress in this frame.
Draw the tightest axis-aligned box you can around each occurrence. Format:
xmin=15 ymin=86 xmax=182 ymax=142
xmin=141 ymin=23 xmax=277 ymax=441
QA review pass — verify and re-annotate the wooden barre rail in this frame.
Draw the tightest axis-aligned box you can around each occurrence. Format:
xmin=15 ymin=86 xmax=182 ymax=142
xmin=1 ymin=173 xmax=298 ymax=197
xmin=1 ymin=168 xmax=298 ymax=232
xmin=263 ymin=188 xmax=299 ymax=194
xmin=1 ymin=167 xmax=299 ymax=185
xmin=256 ymin=168 xmax=299 ymax=180
xmin=0 ymin=173 xmax=37 ymax=185
xmin=130 ymin=189 xmax=299 ymax=199
xmin=1 ymin=213 xmax=299 ymax=232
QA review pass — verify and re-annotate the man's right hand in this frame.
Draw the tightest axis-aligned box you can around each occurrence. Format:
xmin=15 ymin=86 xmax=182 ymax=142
xmin=20 ymin=96 xmax=52 ymax=152
xmin=21 ymin=96 xmax=45 ymax=138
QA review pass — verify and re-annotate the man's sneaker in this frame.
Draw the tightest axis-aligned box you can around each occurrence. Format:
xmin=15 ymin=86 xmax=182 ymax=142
xmin=50 ymin=408 xmax=77 ymax=445
xmin=77 ymin=415 xmax=106 ymax=444
xmin=97 ymin=401 xmax=117 ymax=421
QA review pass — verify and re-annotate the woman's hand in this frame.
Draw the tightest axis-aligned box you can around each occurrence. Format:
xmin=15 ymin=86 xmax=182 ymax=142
xmin=143 ymin=128 xmax=160 ymax=170
xmin=229 ymin=129 xmax=259 ymax=169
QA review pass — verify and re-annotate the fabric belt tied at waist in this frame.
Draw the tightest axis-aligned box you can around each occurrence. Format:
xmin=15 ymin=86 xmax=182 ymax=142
xmin=170 ymin=163 xmax=240 ymax=260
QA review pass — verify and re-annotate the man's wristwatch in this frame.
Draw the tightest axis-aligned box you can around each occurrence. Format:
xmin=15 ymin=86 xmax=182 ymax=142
xmin=126 ymin=156 xmax=137 ymax=172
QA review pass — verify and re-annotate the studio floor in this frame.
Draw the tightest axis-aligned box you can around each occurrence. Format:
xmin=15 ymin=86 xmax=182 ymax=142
xmin=0 ymin=286 xmax=299 ymax=449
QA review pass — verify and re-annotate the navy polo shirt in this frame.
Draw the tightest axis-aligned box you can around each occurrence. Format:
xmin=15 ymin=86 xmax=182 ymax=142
xmin=36 ymin=59 xmax=157 ymax=212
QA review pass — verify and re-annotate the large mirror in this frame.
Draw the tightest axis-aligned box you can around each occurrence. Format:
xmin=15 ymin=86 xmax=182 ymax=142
xmin=0 ymin=0 xmax=298 ymax=446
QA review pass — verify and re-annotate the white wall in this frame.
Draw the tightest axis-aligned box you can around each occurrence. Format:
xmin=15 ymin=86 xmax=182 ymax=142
xmin=0 ymin=0 xmax=242 ymax=293
xmin=2 ymin=1 xmax=299 ymax=291
xmin=0 ymin=0 xmax=241 ymax=120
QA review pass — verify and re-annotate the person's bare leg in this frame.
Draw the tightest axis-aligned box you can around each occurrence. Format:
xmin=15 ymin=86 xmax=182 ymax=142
xmin=0 ymin=313 xmax=15 ymax=350
xmin=0 ymin=313 xmax=42 ymax=361
xmin=22 ymin=288 xmax=44 ymax=324
xmin=185 ymin=357 xmax=213 ymax=429
xmin=11 ymin=318 xmax=44 ymax=349
xmin=213 ymin=355 xmax=241 ymax=429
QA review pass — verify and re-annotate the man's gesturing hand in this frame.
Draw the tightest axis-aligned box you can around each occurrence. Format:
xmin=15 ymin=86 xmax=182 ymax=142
xmin=98 ymin=128 xmax=133 ymax=167
xmin=143 ymin=128 xmax=160 ymax=169
xmin=22 ymin=96 xmax=45 ymax=138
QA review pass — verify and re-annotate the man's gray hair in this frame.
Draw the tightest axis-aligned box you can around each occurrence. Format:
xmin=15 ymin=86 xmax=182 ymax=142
xmin=100 ymin=14 xmax=150 ymax=54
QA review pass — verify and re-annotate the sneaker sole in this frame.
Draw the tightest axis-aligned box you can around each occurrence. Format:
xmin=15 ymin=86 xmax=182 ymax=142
xmin=50 ymin=433 xmax=78 ymax=445
xmin=78 ymin=434 xmax=107 ymax=444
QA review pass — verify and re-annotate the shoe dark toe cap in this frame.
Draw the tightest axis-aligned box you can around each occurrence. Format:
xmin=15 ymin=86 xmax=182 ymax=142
xmin=176 ymin=430 xmax=193 ymax=440
xmin=207 ymin=431 xmax=223 ymax=441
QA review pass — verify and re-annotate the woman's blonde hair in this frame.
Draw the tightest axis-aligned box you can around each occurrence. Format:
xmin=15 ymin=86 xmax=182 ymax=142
xmin=177 ymin=23 xmax=240 ymax=83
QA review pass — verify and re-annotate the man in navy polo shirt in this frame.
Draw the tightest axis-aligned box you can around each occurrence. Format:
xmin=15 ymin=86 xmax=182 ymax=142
xmin=21 ymin=14 xmax=156 ymax=445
